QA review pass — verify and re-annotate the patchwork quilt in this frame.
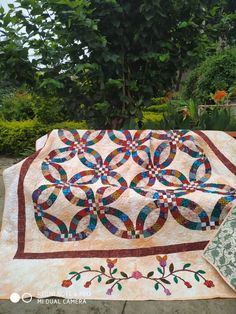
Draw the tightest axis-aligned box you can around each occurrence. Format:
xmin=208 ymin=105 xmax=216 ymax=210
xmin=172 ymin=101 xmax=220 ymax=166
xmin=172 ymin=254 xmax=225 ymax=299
xmin=0 ymin=129 xmax=236 ymax=300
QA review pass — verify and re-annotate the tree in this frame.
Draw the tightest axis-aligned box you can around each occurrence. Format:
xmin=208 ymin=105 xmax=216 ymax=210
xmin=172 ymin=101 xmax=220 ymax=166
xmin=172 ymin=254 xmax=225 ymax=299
xmin=0 ymin=0 xmax=235 ymax=127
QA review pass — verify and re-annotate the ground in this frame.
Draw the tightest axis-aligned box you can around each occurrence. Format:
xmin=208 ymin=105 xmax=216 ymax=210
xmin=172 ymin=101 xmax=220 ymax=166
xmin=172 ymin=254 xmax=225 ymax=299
xmin=0 ymin=157 xmax=235 ymax=314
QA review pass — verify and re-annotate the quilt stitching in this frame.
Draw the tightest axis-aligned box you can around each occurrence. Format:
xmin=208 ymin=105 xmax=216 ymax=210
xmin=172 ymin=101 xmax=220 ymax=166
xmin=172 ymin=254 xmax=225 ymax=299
xmin=32 ymin=130 xmax=236 ymax=242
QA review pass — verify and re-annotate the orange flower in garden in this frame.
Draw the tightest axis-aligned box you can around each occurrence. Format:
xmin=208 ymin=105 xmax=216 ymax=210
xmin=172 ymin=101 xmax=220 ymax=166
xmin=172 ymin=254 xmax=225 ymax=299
xmin=61 ymin=279 xmax=72 ymax=288
xmin=213 ymin=90 xmax=228 ymax=101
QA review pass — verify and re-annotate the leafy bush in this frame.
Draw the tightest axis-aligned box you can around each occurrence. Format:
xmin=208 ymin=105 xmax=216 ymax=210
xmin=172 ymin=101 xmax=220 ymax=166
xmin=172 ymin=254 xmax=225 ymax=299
xmin=183 ymin=47 xmax=236 ymax=104
xmin=142 ymin=112 xmax=164 ymax=129
xmin=32 ymin=95 xmax=65 ymax=123
xmin=159 ymin=100 xmax=236 ymax=131
xmin=0 ymin=88 xmax=35 ymax=120
xmin=143 ymin=103 xmax=168 ymax=114
xmin=0 ymin=120 xmax=87 ymax=156
xmin=198 ymin=107 xmax=235 ymax=130
xmin=160 ymin=103 xmax=194 ymax=129
xmin=0 ymin=86 xmax=66 ymax=123
xmin=0 ymin=80 xmax=17 ymax=104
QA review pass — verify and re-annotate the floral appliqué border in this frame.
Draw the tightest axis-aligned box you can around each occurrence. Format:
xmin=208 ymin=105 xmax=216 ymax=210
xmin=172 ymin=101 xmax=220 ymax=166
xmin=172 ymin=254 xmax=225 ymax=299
xmin=61 ymin=255 xmax=214 ymax=296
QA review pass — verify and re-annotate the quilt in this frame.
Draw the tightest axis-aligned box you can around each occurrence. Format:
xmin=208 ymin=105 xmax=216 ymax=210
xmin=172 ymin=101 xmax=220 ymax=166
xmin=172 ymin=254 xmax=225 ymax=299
xmin=0 ymin=129 xmax=236 ymax=300
xmin=203 ymin=206 xmax=236 ymax=291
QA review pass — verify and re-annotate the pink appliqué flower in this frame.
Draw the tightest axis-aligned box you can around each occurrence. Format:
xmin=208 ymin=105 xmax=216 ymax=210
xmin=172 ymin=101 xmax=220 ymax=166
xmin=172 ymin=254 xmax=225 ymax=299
xmin=132 ymin=271 xmax=143 ymax=280
xmin=164 ymin=288 xmax=171 ymax=296
xmin=156 ymin=255 xmax=167 ymax=267
xmin=106 ymin=288 xmax=113 ymax=295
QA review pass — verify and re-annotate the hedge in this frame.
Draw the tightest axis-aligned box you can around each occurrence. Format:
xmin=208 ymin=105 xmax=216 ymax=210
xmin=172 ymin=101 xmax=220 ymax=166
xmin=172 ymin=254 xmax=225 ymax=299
xmin=182 ymin=47 xmax=236 ymax=104
xmin=142 ymin=112 xmax=164 ymax=128
xmin=143 ymin=103 xmax=168 ymax=113
xmin=0 ymin=119 xmax=87 ymax=156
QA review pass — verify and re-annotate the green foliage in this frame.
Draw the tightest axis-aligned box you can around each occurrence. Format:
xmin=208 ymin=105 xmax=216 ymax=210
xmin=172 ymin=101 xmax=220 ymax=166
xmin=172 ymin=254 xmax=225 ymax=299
xmin=143 ymin=104 xmax=168 ymax=114
xmin=159 ymin=99 xmax=236 ymax=131
xmin=32 ymin=95 xmax=64 ymax=123
xmin=0 ymin=87 xmax=35 ymax=120
xmin=141 ymin=97 xmax=168 ymax=127
xmin=0 ymin=87 xmax=66 ymax=123
xmin=0 ymin=39 xmax=36 ymax=86
xmin=2 ymin=0 xmax=235 ymax=127
xmin=198 ymin=107 xmax=232 ymax=130
xmin=229 ymin=83 xmax=236 ymax=97
xmin=183 ymin=47 xmax=236 ymax=104
xmin=0 ymin=81 xmax=17 ymax=103
xmin=0 ymin=119 xmax=87 ymax=156
xmin=141 ymin=112 xmax=163 ymax=129
xmin=160 ymin=103 xmax=194 ymax=129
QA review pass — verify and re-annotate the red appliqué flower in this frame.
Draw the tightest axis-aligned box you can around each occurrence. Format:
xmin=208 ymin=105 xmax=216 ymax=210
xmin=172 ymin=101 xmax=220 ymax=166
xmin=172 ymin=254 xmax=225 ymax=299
xmin=61 ymin=279 xmax=72 ymax=288
xmin=204 ymin=280 xmax=215 ymax=288
xmin=184 ymin=281 xmax=192 ymax=288
xmin=84 ymin=281 xmax=92 ymax=288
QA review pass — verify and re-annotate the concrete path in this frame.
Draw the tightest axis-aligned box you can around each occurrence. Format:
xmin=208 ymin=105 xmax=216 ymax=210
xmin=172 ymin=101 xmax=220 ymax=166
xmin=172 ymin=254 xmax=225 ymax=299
xmin=0 ymin=157 xmax=235 ymax=314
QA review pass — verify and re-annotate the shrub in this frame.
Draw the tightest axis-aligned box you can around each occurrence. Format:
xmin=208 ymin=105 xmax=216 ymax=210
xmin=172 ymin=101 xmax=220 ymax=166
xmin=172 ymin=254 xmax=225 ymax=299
xmin=143 ymin=103 xmax=168 ymax=114
xmin=141 ymin=97 xmax=167 ymax=128
xmin=0 ymin=88 xmax=35 ymax=120
xmin=141 ymin=112 xmax=164 ymax=129
xmin=183 ymin=47 xmax=236 ymax=104
xmin=0 ymin=86 xmax=67 ymax=123
xmin=0 ymin=81 xmax=17 ymax=104
xmin=198 ymin=107 xmax=234 ymax=130
xmin=159 ymin=100 xmax=236 ymax=131
xmin=0 ymin=120 xmax=87 ymax=156
xmin=32 ymin=95 xmax=65 ymax=123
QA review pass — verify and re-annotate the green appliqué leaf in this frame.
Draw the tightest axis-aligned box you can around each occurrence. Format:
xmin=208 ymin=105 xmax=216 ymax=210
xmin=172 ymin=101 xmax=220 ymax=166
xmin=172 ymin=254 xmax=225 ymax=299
xmin=154 ymin=282 xmax=159 ymax=290
xmin=117 ymin=283 xmax=122 ymax=291
xmin=112 ymin=268 xmax=118 ymax=274
xmin=194 ymin=273 xmax=200 ymax=282
xmin=160 ymin=278 xmax=171 ymax=284
xmin=169 ymin=263 xmax=174 ymax=273
xmin=174 ymin=276 xmax=178 ymax=284
xmin=100 ymin=266 xmax=105 ymax=273
xmin=147 ymin=271 xmax=154 ymax=278
xmin=120 ymin=272 xmax=128 ymax=278
xmin=69 ymin=271 xmax=78 ymax=275
xmin=157 ymin=267 xmax=163 ymax=274
xmin=76 ymin=274 xmax=81 ymax=281
xmin=84 ymin=266 xmax=91 ymax=270
xmin=183 ymin=263 xmax=191 ymax=269
xmin=97 ymin=275 xmax=102 ymax=283
xmin=106 ymin=278 xmax=115 ymax=284
xmin=197 ymin=270 xmax=206 ymax=274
